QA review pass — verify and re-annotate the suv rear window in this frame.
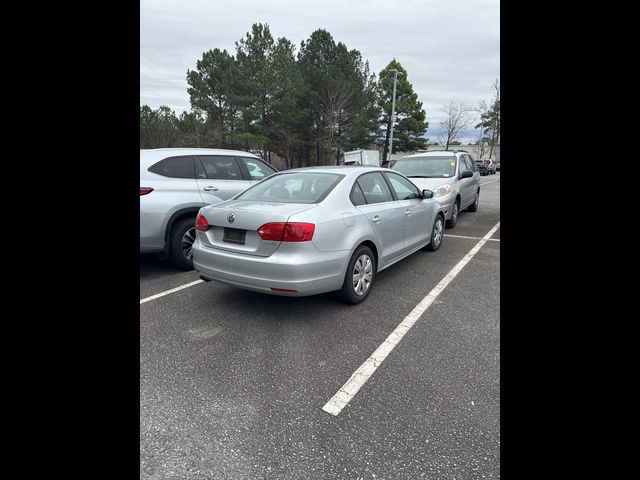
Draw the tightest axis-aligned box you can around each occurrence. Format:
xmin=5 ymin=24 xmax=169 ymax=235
xmin=148 ymin=156 xmax=195 ymax=179
xmin=238 ymin=157 xmax=277 ymax=180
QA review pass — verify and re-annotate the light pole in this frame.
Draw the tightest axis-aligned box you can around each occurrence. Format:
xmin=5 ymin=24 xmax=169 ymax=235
xmin=387 ymin=69 xmax=400 ymax=166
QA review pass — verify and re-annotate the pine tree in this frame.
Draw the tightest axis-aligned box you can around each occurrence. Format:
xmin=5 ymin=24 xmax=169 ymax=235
xmin=379 ymin=60 xmax=428 ymax=161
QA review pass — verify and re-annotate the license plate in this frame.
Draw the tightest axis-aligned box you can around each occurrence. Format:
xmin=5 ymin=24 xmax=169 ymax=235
xmin=223 ymin=227 xmax=246 ymax=245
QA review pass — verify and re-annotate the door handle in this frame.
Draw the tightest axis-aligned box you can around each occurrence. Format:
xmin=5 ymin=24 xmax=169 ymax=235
xmin=371 ymin=215 xmax=382 ymax=223
xmin=404 ymin=210 xmax=411 ymax=216
xmin=203 ymin=186 xmax=219 ymax=192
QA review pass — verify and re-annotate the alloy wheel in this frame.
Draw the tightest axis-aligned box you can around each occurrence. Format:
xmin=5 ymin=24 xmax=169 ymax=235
xmin=181 ymin=227 xmax=196 ymax=261
xmin=433 ymin=217 xmax=443 ymax=247
xmin=352 ymin=254 xmax=373 ymax=296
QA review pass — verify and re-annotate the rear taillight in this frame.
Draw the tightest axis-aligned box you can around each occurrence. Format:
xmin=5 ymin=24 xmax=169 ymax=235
xmin=195 ymin=214 xmax=210 ymax=232
xmin=258 ymin=222 xmax=315 ymax=242
xmin=284 ymin=223 xmax=315 ymax=241
xmin=257 ymin=222 xmax=285 ymax=240
xmin=140 ymin=187 xmax=154 ymax=195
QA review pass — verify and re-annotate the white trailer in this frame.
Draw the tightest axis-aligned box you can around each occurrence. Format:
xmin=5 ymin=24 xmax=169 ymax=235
xmin=343 ymin=149 xmax=380 ymax=166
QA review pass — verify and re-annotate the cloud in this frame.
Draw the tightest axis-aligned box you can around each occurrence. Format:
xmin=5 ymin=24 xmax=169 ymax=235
xmin=140 ymin=0 xmax=499 ymax=141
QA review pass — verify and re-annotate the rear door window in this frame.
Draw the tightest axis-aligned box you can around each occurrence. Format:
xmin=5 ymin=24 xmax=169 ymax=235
xmin=197 ymin=156 xmax=242 ymax=180
xmin=356 ymin=172 xmax=394 ymax=204
xmin=350 ymin=182 xmax=367 ymax=206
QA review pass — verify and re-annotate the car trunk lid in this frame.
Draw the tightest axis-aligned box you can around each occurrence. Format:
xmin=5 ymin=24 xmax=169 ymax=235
xmin=198 ymin=200 xmax=317 ymax=257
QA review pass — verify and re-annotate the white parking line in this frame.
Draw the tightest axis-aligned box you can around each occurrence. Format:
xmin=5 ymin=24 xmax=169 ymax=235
xmin=321 ymin=221 xmax=501 ymax=416
xmin=480 ymin=178 xmax=500 ymax=186
xmin=140 ymin=279 xmax=204 ymax=304
xmin=445 ymin=234 xmax=500 ymax=242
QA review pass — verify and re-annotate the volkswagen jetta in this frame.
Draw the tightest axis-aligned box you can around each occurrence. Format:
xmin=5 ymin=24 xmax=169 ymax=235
xmin=192 ymin=166 xmax=445 ymax=304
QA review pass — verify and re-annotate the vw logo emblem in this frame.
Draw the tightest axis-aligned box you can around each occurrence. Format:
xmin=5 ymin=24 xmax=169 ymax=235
xmin=227 ymin=212 xmax=235 ymax=224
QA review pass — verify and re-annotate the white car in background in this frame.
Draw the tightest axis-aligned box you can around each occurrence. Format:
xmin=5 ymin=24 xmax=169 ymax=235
xmin=392 ymin=150 xmax=481 ymax=228
xmin=140 ymin=148 xmax=277 ymax=269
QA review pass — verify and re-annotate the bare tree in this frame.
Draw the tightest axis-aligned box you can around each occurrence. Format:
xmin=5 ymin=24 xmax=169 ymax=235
xmin=438 ymin=101 xmax=471 ymax=150
xmin=490 ymin=79 xmax=500 ymax=159
xmin=474 ymin=100 xmax=490 ymax=159
xmin=311 ymin=82 xmax=355 ymax=164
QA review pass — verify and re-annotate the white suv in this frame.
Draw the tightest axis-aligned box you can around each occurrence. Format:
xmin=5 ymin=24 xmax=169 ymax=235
xmin=391 ymin=150 xmax=481 ymax=228
xmin=140 ymin=148 xmax=277 ymax=269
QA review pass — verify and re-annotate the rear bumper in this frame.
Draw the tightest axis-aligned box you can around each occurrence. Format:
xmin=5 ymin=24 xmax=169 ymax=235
xmin=140 ymin=211 xmax=165 ymax=251
xmin=192 ymin=239 xmax=348 ymax=296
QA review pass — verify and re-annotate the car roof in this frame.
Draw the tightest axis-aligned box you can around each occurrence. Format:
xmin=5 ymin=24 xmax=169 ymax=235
xmin=276 ymin=165 xmax=392 ymax=178
xmin=398 ymin=150 xmax=461 ymax=160
xmin=140 ymin=148 xmax=261 ymax=167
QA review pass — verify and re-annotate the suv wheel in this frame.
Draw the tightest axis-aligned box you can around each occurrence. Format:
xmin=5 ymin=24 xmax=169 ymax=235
xmin=169 ymin=217 xmax=196 ymax=270
xmin=446 ymin=200 xmax=459 ymax=229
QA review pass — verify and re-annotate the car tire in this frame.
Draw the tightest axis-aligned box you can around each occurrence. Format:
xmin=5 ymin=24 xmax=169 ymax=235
xmin=168 ymin=217 xmax=197 ymax=270
xmin=425 ymin=214 xmax=444 ymax=251
xmin=446 ymin=200 xmax=459 ymax=229
xmin=467 ymin=191 xmax=479 ymax=212
xmin=337 ymin=245 xmax=376 ymax=304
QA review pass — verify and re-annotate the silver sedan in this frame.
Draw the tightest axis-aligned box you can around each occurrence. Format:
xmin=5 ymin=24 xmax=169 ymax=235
xmin=192 ymin=166 xmax=445 ymax=304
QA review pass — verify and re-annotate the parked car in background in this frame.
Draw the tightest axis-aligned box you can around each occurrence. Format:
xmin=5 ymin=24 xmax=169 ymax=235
xmin=487 ymin=160 xmax=497 ymax=174
xmin=193 ymin=166 xmax=445 ymax=304
xmin=392 ymin=150 xmax=481 ymax=228
xmin=495 ymin=159 xmax=500 ymax=171
xmin=140 ymin=148 xmax=278 ymax=269
xmin=475 ymin=159 xmax=490 ymax=176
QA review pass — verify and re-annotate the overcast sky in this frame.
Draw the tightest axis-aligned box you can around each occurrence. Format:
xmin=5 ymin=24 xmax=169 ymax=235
xmin=140 ymin=0 xmax=499 ymax=143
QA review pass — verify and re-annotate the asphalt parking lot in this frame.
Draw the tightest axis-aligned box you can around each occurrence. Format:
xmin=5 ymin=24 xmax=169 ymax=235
xmin=140 ymin=172 xmax=500 ymax=479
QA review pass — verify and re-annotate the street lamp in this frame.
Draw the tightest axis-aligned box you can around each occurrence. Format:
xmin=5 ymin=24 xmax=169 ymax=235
xmin=387 ymin=69 xmax=401 ymax=166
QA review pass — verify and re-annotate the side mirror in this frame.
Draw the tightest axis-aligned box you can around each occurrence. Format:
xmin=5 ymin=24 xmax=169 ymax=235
xmin=459 ymin=170 xmax=473 ymax=179
xmin=422 ymin=189 xmax=434 ymax=199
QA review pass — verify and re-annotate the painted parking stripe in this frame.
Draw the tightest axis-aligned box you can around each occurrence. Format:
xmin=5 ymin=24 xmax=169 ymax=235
xmin=445 ymin=234 xmax=500 ymax=242
xmin=480 ymin=178 xmax=500 ymax=186
xmin=140 ymin=279 xmax=204 ymax=304
xmin=322 ymin=221 xmax=501 ymax=416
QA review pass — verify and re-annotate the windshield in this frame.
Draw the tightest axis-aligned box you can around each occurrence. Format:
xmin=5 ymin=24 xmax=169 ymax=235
xmin=235 ymin=172 xmax=344 ymax=204
xmin=392 ymin=156 xmax=457 ymax=178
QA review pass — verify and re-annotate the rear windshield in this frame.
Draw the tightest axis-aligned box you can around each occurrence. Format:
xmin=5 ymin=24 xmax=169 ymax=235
xmin=392 ymin=156 xmax=457 ymax=178
xmin=235 ymin=172 xmax=344 ymax=204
